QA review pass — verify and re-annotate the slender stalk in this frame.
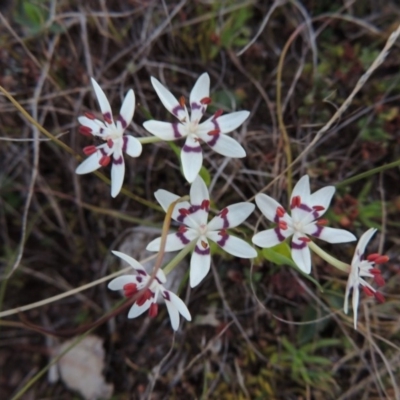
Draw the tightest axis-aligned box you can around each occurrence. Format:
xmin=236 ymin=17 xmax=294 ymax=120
xmin=308 ymin=241 xmax=349 ymax=273
xmin=163 ymin=242 xmax=196 ymax=275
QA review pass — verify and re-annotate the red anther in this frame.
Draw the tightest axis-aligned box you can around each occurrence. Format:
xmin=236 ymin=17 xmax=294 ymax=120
xmin=179 ymin=208 xmax=190 ymax=216
xmin=362 ymin=286 xmax=375 ymax=297
xmin=299 ymin=236 xmax=311 ymax=243
xmin=316 ymin=219 xmax=328 ymax=226
xmin=290 ymin=195 xmax=301 ymax=209
xmin=276 ymin=207 xmax=285 ymax=218
xmin=201 ymin=199 xmax=210 ymax=210
xmin=374 ymin=255 xmax=389 ymax=265
xmin=369 ymin=268 xmax=382 ymax=275
xmin=84 ymin=112 xmax=96 ymax=120
xmin=313 ymin=205 xmax=325 ymax=212
xmin=201 ymin=240 xmax=208 ymax=249
xmin=179 ymin=96 xmax=186 ymax=107
xmin=149 ymin=303 xmax=158 ymax=318
xmin=367 ymin=253 xmax=380 ymax=262
xmin=218 ymin=229 xmax=227 ymax=236
xmin=107 ymin=139 xmax=114 ymax=148
xmin=374 ymin=291 xmax=385 ymax=303
xmin=213 ymin=109 xmax=223 ymax=119
xmin=207 ymin=129 xmax=220 ymax=136
xmin=123 ymin=283 xmax=137 ymax=298
xmin=79 ymin=126 xmax=93 ymax=136
xmin=373 ymin=274 xmax=385 ymax=287
xmin=137 ymin=289 xmax=153 ymax=306
xmin=178 ymin=225 xmax=188 ymax=233
xmin=278 ymin=221 xmax=288 ymax=230
xmin=200 ymin=97 xmax=212 ymax=105
xmin=83 ymin=145 xmax=97 ymax=155
xmin=99 ymin=156 xmax=111 ymax=166
xmin=103 ymin=115 xmax=113 ymax=124
xmin=219 ymin=208 xmax=229 ymax=218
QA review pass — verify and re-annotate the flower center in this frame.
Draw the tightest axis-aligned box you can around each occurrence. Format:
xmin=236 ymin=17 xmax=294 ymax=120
xmin=198 ymin=224 xmax=208 ymax=235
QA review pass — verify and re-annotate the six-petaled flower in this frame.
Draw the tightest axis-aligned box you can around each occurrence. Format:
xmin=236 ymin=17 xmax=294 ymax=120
xmin=146 ymin=176 xmax=257 ymax=287
xmin=76 ymin=78 xmax=142 ymax=197
xmin=344 ymin=228 xmax=386 ymax=329
xmin=108 ymin=251 xmax=191 ymax=331
xmin=143 ymin=73 xmax=249 ymax=183
xmin=252 ymin=175 xmax=356 ymax=274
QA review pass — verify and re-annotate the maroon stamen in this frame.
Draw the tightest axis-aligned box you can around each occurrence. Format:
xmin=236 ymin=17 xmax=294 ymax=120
xmin=123 ymin=283 xmax=137 ymax=298
xmin=149 ymin=303 xmax=158 ymax=318
xmin=107 ymin=139 xmax=114 ymax=148
xmin=79 ymin=126 xmax=93 ymax=136
xmin=179 ymin=96 xmax=186 ymax=107
xmin=84 ymin=112 xmax=96 ymax=120
xmin=313 ymin=205 xmax=325 ymax=212
xmin=374 ymin=291 xmax=385 ymax=303
xmin=219 ymin=208 xmax=228 ymax=218
xmin=291 ymin=196 xmax=301 ymax=209
xmin=178 ymin=225 xmax=187 ymax=233
xmin=99 ymin=156 xmax=111 ymax=166
xmin=373 ymin=274 xmax=385 ymax=287
xmin=276 ymin=207 xmax=285 ymax=218
xmin=200 ymin=97 xmax=212 ymax=105
xmin=213 ymin=109 xmax=223 ymax=119
xmin=207 ymin=129 xmax=220 ymax=136
xmin=83 ymin=145 xmax=97 ymax=155
xmin=362 ymin=286 xmax=374 ymax=297
xmin=201 ymin=200 xmax=210 ymax=210
xmin=179 ymin=208 xmax=190 ymax=216
xmin=278 ymin=221 xmax=288 ymax=230
xmin=316 ymin=219 xmax=328 ymax=226
xmin=298 ymin=236 xmax=311 ymax=243
xmin=201 ymin=240 xmax=208 ymax=249
xmin=137 ymin=289 xmax=153 ymax=306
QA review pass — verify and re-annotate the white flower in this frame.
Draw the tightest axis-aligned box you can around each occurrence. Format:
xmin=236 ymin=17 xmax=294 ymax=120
xmin=146 ymin=176 xmax=257 ymax=288
xmin=143 ymin=73 xmax=249 ymax=183
xmin=76 ymin=78 xmax=142 ymax=198
xmin=252 ymin=175 xmax=356 ymax=274
xmin=108 ymin=251 xmax=191 ymax=331
xmin=344 ymin=228 xmax=386 ymax=329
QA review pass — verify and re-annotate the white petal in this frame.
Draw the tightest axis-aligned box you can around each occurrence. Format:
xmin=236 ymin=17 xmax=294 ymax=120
xmin=352 ymin=286 xmax=360 ymax=329
xmin=190 ymin=73 xmax=210 ymax=105
xmin=309 ymin=226 xmax=357 ymax=243
xmin=111 ymin=150 xmax=125 ymax=198
xmin=150 ymin=76 xmax=186 ymax=120
xmin=214 ymin=111 xmax=249 ymax=133
xmin=146 ymin=230 xmax=198 ymax=252
xmin=75 ymin=152 xmax=101 ymax=174
xmin=108 ymin=275 xmax=135 ymax=291
xmin=255 ymin=193 xmax=286 ymax=222
xmin=291 ymin=175 xmax=311 ymax=206
xmin=202 ymin=133 xmax=246 ymax=158
xmin=127 ymin=301 xmax=151 ymax=318
xmin=91 ymin=78 xmax=113 ymax=124
xmin=252 ymin=228 xmax=289 ymax=248
xmin=208 ymin=232 xmax=256 ymax=258
xmin=291 ymin=234 xmax=312 ymax=274
xmin=208 ymin=202 xmax=255 ymax=231
xmin=143 ymin=120 xmax=186 ymax=140
xmin=111 ymin=250 xmax=147 ymax=275
xmin=352 ymin=228 xmax=377 ymax=265
xmin=310 ymin=186 xmax=335 ymax=217
xmin=190 ymin=240 xmax=211 ymax=287
xmin=123 ymin=135 xmax=142 ymax=158
xmin=77 ymin=116 xmax=105 ymax=135
xmin=163 ymin=290 xmax=191 ymax=330
xmin=154 ymin=189 xmax=191 ymax=222
xmin=190 ymin=175 xmax=209 ymax=205
xmin=189 ymin=73 xmax=210 ymax=122
xmin=181 ymin=136 xmax=203 ymax=183
xmin=119 ymin=89 xmax=135 ymax=129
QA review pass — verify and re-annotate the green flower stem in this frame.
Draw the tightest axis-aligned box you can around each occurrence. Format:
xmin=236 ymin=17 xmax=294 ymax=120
xmin=308 ymin=241 xmax=349 ymax=273
xmin=137 ymin=136 xmax=162 ymax=144
xmin=336 ymin=159 xmax=400 ymax=187
xmin=163 ymin=241 xmax=196 ymax=275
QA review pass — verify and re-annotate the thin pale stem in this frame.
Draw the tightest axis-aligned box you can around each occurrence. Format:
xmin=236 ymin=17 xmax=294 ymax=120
xmin=163 ymin=241 xmax=196 ymax=275
xmin=137 ymin=136 xmax=163 ymax=144
xmin=308 ymin=241 xmax=349 ymax=273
